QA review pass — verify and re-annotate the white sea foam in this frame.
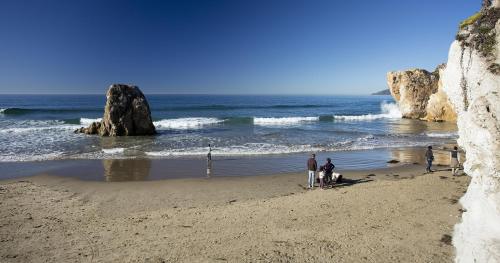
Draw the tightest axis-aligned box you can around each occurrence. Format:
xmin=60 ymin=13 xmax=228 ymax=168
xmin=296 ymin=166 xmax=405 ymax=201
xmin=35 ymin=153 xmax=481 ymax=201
xmin=0 ymin=151 xmax=65 ymax=162
xmin=0 ymin=108 xmax=5 ymax=114
xmin=253 ymin=117 xmax=319 ymax=126
xmin=146 ymin=143 xmax=323 ymax=157
xmin=102 ymin=148 xmax=125 ymax=154
xmin=425 ymin=132 xmax=458 ymax=138
xmin=334 ymin=102 xmax=402 ymax=121
xmin=0 ymin=120 xmax=78 ymax=134
xmin=80 ymin=118 xmax=102 ymax=126
xmin=154 ymin=117 xmax=223 ymax=130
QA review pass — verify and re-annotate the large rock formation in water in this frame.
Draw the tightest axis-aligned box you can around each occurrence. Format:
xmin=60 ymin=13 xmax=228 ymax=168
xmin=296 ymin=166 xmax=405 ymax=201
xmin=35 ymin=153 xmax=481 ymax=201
xmin=76 ymin=84 xmax=156 ymax=136
xmin=387 ymin=67 xmax=440 ymax=119
xmin=387 ymin=65 xmax=457 ymax=121
xmin=423 ymin=66 xmax=458 ymax=122
xmin=442 ymin=2 xmax=500 ymax=262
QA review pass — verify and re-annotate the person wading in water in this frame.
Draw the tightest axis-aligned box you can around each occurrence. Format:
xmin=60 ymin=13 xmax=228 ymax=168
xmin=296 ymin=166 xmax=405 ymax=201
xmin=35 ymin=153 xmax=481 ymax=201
xmin=207 ymin=144 xmax=212 ymax=177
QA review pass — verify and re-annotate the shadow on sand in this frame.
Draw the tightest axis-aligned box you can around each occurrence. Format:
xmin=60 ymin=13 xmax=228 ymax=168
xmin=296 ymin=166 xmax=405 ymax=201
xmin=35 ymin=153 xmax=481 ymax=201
xmin=332 ymin=178 xmax=373 ymax=188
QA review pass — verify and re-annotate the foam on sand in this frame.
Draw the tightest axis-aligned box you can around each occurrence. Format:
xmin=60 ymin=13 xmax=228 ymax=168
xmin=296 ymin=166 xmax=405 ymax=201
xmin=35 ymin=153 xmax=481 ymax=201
xmin=334 ymin=102 xmax=402 ymax=121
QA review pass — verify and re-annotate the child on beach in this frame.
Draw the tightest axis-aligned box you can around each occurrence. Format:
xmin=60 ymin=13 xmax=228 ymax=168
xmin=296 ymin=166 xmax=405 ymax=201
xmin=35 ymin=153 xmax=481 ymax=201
xmin=318 ymin=166 xmax=325 ymax=189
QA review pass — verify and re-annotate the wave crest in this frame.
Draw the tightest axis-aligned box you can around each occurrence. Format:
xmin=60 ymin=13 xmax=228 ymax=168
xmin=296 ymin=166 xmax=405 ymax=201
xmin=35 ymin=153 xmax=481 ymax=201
xmin=154 ymin=117 xmax=223 ymax=130
xmin=254 ymin=117 xmax=319 ymax=126
xmin=334 ymin=102 xmax=401 ymax=121
xmin=80 ymin=118 xmax=102 ymax=126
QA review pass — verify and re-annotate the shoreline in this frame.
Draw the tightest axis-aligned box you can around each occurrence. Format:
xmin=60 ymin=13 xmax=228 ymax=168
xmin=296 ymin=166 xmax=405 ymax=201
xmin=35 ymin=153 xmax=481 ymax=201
xmin=0 ymin=146 xmax=459 ymax=182
xmin=0 ymin=164 xmax=470 ymax=262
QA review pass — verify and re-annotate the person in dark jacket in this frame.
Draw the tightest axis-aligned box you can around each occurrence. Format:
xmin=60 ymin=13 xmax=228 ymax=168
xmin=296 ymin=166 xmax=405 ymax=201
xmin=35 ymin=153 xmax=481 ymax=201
xmin=425 ymin=146 xmax=434 ymax=173
xmin=307 ymin=154 xmax=317 ymax=189
xmin=450 ymin=146 xmax=460 ymax=176
xmin=323 ymin=158 xmax=335 ymax=185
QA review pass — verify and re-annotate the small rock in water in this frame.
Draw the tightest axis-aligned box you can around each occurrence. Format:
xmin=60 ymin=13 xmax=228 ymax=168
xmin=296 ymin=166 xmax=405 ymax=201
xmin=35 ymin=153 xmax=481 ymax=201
xmin=387 ymin=159 xmax=400 ymax=164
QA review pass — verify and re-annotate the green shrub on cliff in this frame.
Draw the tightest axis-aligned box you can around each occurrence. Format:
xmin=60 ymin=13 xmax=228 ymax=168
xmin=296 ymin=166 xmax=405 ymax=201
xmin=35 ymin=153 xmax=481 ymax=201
xmin=459 ymin=12 xmax=482 ymax=29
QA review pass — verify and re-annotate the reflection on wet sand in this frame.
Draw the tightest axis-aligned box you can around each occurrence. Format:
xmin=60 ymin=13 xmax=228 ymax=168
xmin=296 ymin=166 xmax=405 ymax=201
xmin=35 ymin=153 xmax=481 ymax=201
xmin=102 ymin=159 xmax=152 ymax=182
xmin=391 ymin=118 xmax=458 ymax=135
xmin=390 ymin=147 xmax=464 ymax=167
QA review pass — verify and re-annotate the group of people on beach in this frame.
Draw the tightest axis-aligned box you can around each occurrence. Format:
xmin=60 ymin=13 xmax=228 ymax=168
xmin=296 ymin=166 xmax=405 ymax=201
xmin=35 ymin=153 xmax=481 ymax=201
xmin=424 ymin=145 xmax=461 ymax=175
xmin=305 ymin=145 xmax=461 ymax=188
xmin=306 ymin=154 xmax=342 ymax=189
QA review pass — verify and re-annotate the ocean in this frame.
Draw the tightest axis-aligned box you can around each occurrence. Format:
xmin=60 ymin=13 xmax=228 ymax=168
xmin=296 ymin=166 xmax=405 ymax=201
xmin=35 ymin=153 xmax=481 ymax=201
xmin=0 ymin=94 xmax=458 ymax=180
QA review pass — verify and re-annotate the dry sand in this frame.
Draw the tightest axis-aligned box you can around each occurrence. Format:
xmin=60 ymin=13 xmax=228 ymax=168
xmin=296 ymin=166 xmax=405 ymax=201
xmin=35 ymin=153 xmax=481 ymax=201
xmin=0 ymin=164 xmax=469 ymax=262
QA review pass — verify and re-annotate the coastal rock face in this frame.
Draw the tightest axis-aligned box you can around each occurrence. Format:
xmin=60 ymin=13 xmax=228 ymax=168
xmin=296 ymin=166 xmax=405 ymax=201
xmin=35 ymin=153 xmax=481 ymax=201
xmin=423 ymin=67 xmax=458 ymax=122
xmin=77 ymin=84 xmax=156 ymax=136
xmin=387 ymin=65 xmax=457 ymax=122
xmin=386 ymin=68 xmax=440 ymax=119
xmin=442 ymin=3 xmax=500 ymax=262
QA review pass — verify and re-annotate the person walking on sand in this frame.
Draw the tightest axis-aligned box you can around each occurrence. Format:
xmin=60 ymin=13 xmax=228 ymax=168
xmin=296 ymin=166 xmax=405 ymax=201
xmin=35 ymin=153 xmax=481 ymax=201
xmin=425 ymin=146 xmax=434 ymax=173
xmin=307 ymin=154 xmax=317 ymax=189
xmin=450 ymin=146 xmax=460 ymax=176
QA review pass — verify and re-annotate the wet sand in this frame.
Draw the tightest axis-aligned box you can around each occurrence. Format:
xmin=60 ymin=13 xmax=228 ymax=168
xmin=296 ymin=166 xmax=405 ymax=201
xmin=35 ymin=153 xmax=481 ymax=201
xmin=0 ymin=164 xmax=469 ymax=262
xmin=0 ymin=146 xmax=461 ymax=181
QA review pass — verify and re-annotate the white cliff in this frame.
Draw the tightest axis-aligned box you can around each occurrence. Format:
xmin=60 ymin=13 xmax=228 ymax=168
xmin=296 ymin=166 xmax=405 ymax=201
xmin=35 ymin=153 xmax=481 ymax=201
xmin=442 ymin=3 xmax=500 ymax=262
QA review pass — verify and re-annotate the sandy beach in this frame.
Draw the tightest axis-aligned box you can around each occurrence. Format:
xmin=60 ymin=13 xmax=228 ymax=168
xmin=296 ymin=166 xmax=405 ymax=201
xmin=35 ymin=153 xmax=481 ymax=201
xmin=0 ymin=164 xmax=469 ymax=262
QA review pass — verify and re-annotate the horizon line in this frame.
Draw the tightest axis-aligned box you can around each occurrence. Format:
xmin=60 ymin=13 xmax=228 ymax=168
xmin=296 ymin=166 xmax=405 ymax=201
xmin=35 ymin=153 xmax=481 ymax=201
xmin=0 ymin=92 xmax=390 ymax=96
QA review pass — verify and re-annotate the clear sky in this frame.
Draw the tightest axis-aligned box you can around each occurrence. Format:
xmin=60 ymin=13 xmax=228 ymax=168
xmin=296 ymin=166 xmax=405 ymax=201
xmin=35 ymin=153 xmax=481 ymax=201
xmin=0 ymin=0 xmax=480 ymax=95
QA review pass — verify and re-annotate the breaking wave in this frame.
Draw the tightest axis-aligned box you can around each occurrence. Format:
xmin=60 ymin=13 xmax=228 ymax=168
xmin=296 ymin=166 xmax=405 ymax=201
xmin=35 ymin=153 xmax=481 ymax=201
xmin=333 ymin=102 xmax=402 ymax=121
xmin=253 ymin=117 xmax=319 ymax=126
xmin=80 ymin=118 xmax=102 ymax=126
xmin=154 ymin=117 xmax=224 ymax=130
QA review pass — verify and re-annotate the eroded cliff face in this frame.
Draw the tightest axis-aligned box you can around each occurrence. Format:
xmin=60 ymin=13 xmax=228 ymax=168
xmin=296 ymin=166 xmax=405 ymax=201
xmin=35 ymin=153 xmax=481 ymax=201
xmin=424 ymin=67 xmax=458 ymax=122
xmin=387 ymin=65 xmax=457 ymax=121
xmin=387 ymin=68 xmax=439 ymax=119
xmin=442 ymin=3 xmax=500 ymax=262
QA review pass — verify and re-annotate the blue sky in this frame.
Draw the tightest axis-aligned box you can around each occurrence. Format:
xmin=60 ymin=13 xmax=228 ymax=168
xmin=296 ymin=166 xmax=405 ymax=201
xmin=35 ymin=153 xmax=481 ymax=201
xmin=0 ymin=0 xmax=480 ymax=94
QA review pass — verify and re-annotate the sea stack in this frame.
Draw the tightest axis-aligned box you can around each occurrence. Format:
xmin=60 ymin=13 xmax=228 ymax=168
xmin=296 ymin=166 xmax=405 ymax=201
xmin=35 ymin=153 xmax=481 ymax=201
xmin=387 ymin=67 xmax=440 ymax=119
xmin=76 ymin=84 xmax=156 ymax=136
xmin=386 ymin=64 xmax=457 ymax=121
xmin=441 ymin=1 xmax=500 ymax=262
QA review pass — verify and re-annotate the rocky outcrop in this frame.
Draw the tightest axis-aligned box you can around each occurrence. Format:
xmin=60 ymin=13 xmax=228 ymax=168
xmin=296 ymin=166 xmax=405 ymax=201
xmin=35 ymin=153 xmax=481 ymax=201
xmin=442 ymin=2 xmax=500 ymax=262
xmin=387 ymin=65 xmax=457 ymax=122
xmin=423 ymin=66 xmax=458 ymax=122
xmin=76 ymin=84 xmax=156 ymax=136
xmin=387 ymin=67 xmax=440 ymax=119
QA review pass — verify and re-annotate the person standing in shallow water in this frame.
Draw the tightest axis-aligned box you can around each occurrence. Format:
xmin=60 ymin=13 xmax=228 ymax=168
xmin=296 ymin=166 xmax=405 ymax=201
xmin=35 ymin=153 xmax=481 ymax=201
xmin=425 ymin=146 xmax=434 ymax=173
xmin=307 ymin=154 xmax=317 ymax=189
xmin=450 ymin=146 xmax=460 ymax=176
xmin=206 ymin=144 xmax=212 ymax=177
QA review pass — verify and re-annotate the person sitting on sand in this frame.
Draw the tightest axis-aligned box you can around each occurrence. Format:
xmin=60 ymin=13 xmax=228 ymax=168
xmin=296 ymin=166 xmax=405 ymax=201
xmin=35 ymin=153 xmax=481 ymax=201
xmin=450 ymin=146 xmax=460 ymax=176
xmin=307 ymin=154 xmax=318 ymax=189
xmin=425 ymin=146 xmax=434 ymax=173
